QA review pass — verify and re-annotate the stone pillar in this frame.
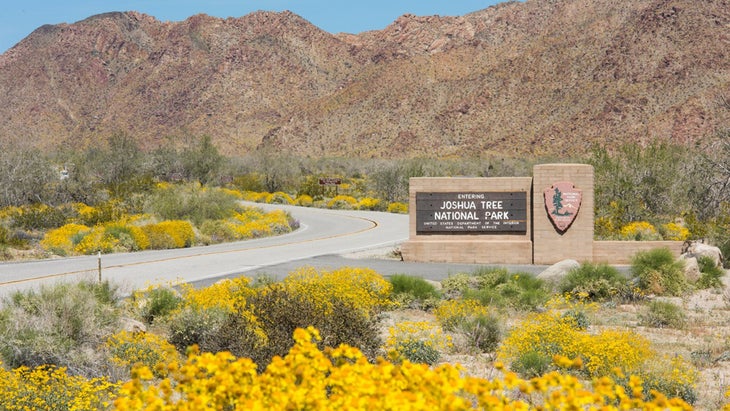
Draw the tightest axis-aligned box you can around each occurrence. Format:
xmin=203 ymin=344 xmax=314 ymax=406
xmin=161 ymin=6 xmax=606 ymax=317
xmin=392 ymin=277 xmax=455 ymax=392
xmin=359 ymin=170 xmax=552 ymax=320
xmin=532 ymin=164 xmax=594 ymax=264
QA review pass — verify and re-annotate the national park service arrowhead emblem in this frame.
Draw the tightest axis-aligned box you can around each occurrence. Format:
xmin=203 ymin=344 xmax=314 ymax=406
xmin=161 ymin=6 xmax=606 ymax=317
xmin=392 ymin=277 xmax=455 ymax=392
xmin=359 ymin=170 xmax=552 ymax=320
xmin=544 ymin=181 xmax=582 ymax=233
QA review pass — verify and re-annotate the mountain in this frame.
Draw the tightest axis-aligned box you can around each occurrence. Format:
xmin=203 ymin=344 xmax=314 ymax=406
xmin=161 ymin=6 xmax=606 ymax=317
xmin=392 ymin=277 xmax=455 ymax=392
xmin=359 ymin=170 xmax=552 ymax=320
xmin=0 ymin=0 xmax=728 ymax=158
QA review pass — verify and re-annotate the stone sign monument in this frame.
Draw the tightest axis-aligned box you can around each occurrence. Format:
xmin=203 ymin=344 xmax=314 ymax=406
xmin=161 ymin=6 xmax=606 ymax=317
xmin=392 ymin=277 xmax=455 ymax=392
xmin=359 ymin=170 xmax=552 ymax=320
xmin=400 ymin=163 xmax=682 ymax=265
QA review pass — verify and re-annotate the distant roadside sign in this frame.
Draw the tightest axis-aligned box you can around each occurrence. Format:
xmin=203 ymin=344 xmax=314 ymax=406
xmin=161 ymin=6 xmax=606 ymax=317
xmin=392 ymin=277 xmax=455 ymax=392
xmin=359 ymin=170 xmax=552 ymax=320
xmin=319 ymin=177 xmax=342 ymax=186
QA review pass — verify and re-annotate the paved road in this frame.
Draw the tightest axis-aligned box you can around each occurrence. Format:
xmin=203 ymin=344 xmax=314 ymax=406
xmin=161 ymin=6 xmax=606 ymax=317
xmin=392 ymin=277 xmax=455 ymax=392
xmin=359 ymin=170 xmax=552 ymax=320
xmin=0 ymin=203 xmax=412 ymax=297
xmin=0 ymin=202 xmax=557 ymax=299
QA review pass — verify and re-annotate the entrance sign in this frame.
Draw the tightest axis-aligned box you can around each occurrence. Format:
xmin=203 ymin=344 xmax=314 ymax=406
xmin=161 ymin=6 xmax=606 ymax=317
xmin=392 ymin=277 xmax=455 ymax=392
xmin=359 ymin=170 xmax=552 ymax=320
xmin=543 ymin=181 xmax=582 ymax=233
xmin=416 ymin=192 xmax=527 ymax=234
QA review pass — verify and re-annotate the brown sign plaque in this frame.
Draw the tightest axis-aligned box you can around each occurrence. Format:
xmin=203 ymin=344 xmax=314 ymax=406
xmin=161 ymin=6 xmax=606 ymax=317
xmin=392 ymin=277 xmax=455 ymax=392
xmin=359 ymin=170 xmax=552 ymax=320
xmin=543 ymin=181 xmax=582 ymax=233
xmin=416 ymin=192 xmax=527 ymax=234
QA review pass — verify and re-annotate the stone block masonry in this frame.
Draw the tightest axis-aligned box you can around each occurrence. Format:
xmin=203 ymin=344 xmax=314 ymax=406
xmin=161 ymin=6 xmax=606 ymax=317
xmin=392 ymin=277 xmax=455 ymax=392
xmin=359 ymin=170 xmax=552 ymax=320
xmin=401 ymin=164 xmax=682 ymax=265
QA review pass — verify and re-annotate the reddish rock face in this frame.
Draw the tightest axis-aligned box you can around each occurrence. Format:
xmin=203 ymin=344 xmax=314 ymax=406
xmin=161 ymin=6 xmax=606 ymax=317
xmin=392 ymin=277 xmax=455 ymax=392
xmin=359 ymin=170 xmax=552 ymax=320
xmin=0 ymin=0 xmax=728 ymax=158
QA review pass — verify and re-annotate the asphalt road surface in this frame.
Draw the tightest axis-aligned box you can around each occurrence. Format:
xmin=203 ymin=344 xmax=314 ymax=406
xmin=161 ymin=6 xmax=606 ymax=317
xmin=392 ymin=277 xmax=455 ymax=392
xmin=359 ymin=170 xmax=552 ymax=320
xmin=0 ymin=202 xmax=549 ymax=299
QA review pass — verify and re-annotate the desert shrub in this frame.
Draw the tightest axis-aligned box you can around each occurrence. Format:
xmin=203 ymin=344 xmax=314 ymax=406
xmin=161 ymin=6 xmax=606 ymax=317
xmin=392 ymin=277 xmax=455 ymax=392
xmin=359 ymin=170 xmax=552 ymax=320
xmin=129 ymin=286 xmax=183 ymax=325
xmin=145 ymin=184 xmax=240 ymax=225
xmin=166 ymin=306 xmax=229 ymax=353
xmin=696 ymin=255 xmax=726 ymax=289
xmin=510 ymin=349 xmax=553 ymax=378
xmin=635 ymin=355 xmax=698 ymax=405
xmin=233 ymin=173 xmax=266 ymax=192
xmin=357 ymin=197 xmax=381 ymax=210
xmin=105 ymin=330 xmax=179 ymax=378
xmin=498 ymin=309 xmax=654 ymax=379
xmin=619 ymin=221 xmax=663 ymax=241
xmin=114 ymin=327 xmax=693 ymax=410
xmin=40 ymin=223 xmax=90 ymax=255
xmin=661 ymin=222 xmax=690 ymax=241
xmin=326 ymin=195 xmax=358 ymax=209
xmin=269 ymin=191 xmax=295 ymax=204
xmin=283 ymin=267 xmax=393 ymax=319
xmin=458 ymin=313 xmax=502 ymax=354
xmin=198 ymin=219 xmax=238 ymax=243
xmin=434 ymin=299 xmax=489 ymax=331
xmin=386 ymin=321 xmax=451 ymax=365
xmin=387 ymin=202 xmax=408 ymax=214
xmin=0 ymin=362 xmax=119 ymax=411
xmin=142 ymin=220 xmax=195 ymax=249
xmin=207 ymin=283 xmax=382 ymax=369
xmin=295 ymin=194 xmax=314 ymax=206
xmin=71 ymin=222 xmax=150 ymax=255
xmin=440 ymin=272 xmax=473 ymax=299
xmin=8 ymin=203 xmax=72 ymax=230
xmin=631 ymin=248 xmax=687 ymax=296
xmin=639 ymin=300 xmax=687 ymax=329
xmin=465 ymin=269 xmax=549 ymax=310
xmin=389 ymin=274 xmax=440 ymax=308
xmin=558 ymin=262 xmax=628 ymax=301
xmin=0 ymin=280 xmax=122 ymax=377
xmin=73 ymin=200 xmax=128 ymax=226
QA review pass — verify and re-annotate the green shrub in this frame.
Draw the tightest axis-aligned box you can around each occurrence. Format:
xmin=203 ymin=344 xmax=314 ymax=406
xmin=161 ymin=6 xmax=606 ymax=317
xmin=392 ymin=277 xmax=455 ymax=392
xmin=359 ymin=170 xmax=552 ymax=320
xmin=204 ymin=283 xmax=382 ymax=369
xmin=511 ymin=350 xmax=552 ymax=378
xmin=0 ymin=280 xmax=122 ymax=377
xmin=458 ymin=313 xmax=502 ymax=353
xmin=9 ymin=204 xmax=71 ymax=230
xmin=167 ymin=306 xmax=229 ymax=353
xmin=136 ymin=287 xmax=183 ymax=325
xmin=558 ymin=262 xmax=628 ymax=301
xmin=695 ymin=255 xmax=725 ymax=289
xmin=389 ymin=274 xmax=440 ymax=303
xmin=464 ymin=268 xmax=549 ymax=310
xmin=394 ymin=340 xmax=441 ymax=365
xmin=640 ymin=300 xmax=687 ymax=329
xmin=631 ymin=248 xmax=687 ymax=296
xmin=145 ymin=184 xmax=240 ymax=226
xmin=561 ymin=309 xmax=590 ymax=330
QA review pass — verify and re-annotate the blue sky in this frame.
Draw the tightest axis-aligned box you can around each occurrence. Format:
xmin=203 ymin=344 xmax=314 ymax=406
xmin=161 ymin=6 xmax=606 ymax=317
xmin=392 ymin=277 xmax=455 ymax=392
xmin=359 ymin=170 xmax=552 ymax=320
xmin=1 ymin=1 xmax=507 ymax=54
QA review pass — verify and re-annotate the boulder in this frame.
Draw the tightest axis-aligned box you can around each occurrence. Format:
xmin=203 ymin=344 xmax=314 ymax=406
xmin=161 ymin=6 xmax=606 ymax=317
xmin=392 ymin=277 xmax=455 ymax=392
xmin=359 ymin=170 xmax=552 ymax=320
xmin=121 ymin=317 xmax=147 ymax=333
xmin=682 ymin=241 xmax=723 ymax=267
xmin=537 ymin=259 xmax=580 ymax=285
xmin=681 ymin=256 xmax=701 ymax=283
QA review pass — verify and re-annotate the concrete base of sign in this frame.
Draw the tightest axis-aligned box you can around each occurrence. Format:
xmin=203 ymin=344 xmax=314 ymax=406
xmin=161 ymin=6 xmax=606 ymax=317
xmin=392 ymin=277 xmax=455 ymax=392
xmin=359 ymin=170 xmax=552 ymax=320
xmin=401 ymin=240 xmax=533 ymax=264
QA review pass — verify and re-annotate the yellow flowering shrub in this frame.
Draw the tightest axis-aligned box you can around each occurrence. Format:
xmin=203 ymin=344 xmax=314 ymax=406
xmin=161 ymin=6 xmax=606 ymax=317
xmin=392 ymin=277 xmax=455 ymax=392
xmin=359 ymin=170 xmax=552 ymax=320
xmin=434 ymin=299 xmax=490 ymax=331
xmin=113 ymin=327 xmax=693 ymax=410
xmin=179 ymin=277 xmax=255 ymax=313
xmin=357 ymin=197 xmax=381 ymax=210
xmin=327 ymin=195 xmax=358 ymax=209
xmin=0 ymin=361 xmax=118 ymax=410
xmin=70 ymin=222 xmax=151 ymax=254
xmin=295 ymin=194 xmax=314 ymax=206
xmin=219 ymin=187 xmax=245 ymax=199
xmin=619 ymin=221 xmax=662 ymax=241
xmin=142 ymin=220 xmax=195 ymax=249
xmin=387 ymin=202 xmax=409 ymax=214
xmin=178 ymin=278 xmax=268 ymax=348
xmin=241 ymin=191 xmax=271 ymax=203
xmin=270 ymin=191 xmax=295 ymax=204
xmin=40 ymin=223 xmax=90 ymax=254
xmin=386 ymin=321 xmax=452 ymax=365
xmin=498 ymin=309 xmax=655 ymax=379
xmin=662 ymin=222 xmax=690 ymax=241
xmin=283 ymin=267 xmax=393 ymax=318
xmin=106 ymin=331 xmax=180 ymax=378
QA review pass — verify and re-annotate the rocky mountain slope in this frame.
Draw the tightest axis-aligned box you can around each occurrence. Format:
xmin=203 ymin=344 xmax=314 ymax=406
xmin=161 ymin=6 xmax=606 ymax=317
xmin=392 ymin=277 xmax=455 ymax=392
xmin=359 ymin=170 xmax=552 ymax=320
xmin=0 ymin=0 xmax=728 ymax=158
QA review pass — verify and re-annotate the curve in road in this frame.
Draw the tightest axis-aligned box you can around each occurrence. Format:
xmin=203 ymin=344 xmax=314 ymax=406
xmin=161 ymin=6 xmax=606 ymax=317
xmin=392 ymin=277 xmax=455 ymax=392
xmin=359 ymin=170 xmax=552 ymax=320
xmin=0 ymin=204 xmax=409 ymax=298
